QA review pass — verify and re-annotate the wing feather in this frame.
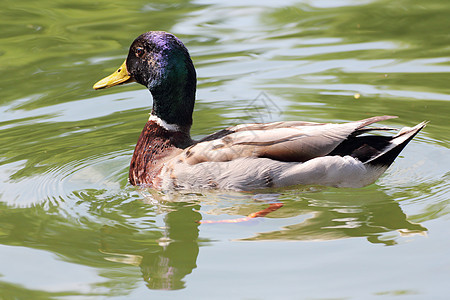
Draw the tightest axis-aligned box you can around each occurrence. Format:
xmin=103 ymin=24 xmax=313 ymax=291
xmin=185 ymin=116 xmax=397 ymax=164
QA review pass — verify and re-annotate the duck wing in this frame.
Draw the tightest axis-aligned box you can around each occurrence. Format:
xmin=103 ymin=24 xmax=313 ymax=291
xmin=186 ymin=116 xmax=398 ymax=164
xmin=159 ymin=117 xmax=426 ymax=190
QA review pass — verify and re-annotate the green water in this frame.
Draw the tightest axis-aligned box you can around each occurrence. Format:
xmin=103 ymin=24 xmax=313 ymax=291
xmin=0 ymin=0 xmax=449 ymax=299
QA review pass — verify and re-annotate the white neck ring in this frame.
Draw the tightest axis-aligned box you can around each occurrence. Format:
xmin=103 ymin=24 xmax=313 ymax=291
xmin=149 ymin=114 xmax=180 ymax=132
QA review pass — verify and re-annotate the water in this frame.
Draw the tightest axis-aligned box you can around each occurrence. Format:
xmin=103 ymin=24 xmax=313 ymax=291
xmin=0 ymin=0 xmax=449 ymax=299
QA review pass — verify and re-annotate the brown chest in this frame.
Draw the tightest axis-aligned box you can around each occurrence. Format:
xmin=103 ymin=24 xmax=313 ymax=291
xmin=128 ymin=121 xmax=191 ymax=186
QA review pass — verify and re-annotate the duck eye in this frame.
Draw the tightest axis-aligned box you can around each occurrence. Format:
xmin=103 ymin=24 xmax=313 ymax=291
xmin=135 ymin=47 xmax=144 ymax=57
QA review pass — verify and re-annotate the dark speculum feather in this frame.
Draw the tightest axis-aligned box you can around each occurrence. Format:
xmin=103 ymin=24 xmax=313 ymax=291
xmin=329 ymin=135 xmax=392 ymax=163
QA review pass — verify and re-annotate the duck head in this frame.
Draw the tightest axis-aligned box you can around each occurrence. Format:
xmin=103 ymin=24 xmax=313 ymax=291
xmin=94 ymin=31 xmax=197 ymax=130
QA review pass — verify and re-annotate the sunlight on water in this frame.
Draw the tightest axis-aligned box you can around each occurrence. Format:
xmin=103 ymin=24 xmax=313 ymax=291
xmin=0 ymin=0 xmax=449 ymax=298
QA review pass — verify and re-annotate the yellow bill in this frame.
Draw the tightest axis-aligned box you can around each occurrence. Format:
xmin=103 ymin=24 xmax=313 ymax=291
xmin=93 ymin=60 xmax=134 ymax=90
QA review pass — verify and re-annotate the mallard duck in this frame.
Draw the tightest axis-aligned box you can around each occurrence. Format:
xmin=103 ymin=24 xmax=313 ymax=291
xmin=94 ymin=31 xmax=426 ymax=191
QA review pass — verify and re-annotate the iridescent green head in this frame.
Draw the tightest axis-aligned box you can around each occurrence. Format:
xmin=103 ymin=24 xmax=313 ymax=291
xmin=94 ymin=31 xmax=197 ymax=129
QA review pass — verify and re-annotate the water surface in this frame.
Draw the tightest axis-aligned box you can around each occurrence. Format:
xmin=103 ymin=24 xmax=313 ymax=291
xmin=0 ymin=0 xmax=449 ymax=299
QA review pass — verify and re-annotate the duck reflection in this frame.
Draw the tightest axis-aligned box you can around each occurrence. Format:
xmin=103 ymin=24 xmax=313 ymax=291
xmin=140 ymin=202 xmax=200 ymax=290
xmin=98 ymin=186 xmax=427 ymax=292
xmin=228 ymin=187 xmax=428 ymax=245
xmin=99 ymin=200 xmax=201 ymax=290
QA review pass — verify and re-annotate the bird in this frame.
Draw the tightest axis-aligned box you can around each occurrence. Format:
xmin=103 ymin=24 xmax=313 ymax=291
xmin=93 ymin=31 xmax=426 ymax=191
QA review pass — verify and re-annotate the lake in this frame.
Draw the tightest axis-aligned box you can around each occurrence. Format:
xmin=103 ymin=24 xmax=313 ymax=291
xmin=0 ymin=0 xmax=449 ymax=299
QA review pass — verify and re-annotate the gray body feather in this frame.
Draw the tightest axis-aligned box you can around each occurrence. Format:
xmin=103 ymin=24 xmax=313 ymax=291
xmin=156 ymin=117 xmax=426 ymax=191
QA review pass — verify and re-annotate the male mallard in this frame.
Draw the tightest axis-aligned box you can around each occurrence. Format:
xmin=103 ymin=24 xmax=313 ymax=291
xmin=94 ymin=31 xmax=426 ymax=191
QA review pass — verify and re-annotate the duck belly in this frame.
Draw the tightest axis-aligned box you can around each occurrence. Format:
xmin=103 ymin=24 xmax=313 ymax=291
xmin=158 ymin=156 xmax=387 ymax=191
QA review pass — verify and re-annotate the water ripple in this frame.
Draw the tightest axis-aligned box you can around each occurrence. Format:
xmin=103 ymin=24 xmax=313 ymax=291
xmin=0 ymin=150 xmax=131 ymax=207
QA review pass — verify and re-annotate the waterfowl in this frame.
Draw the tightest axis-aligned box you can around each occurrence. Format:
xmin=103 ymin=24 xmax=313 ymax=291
xmin=94 ymin=31 xmax=426 ymax=191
